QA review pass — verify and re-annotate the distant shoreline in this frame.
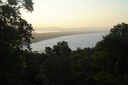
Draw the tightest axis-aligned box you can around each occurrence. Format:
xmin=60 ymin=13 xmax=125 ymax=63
xmin=31 ymin=31 xmax=108 ymax=43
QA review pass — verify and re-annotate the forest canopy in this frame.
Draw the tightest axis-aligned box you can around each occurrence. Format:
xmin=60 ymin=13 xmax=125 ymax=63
xmin=0 ymin=0 xmax=34 ymax=50
xmin=0 ymin=0 xmax=34 ymax=85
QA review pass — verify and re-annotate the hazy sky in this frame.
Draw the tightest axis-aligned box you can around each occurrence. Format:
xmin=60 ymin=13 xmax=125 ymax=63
xmin=21 ymin=0 xmax=128 ymax=31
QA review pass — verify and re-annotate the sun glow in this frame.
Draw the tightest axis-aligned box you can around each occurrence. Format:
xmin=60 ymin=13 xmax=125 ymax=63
xmin=21 ymin=0 xmax=128 ymax=31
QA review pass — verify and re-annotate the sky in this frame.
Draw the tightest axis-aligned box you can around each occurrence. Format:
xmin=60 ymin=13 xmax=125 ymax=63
xmin=21 ymin=0 xmax=128 ymax=31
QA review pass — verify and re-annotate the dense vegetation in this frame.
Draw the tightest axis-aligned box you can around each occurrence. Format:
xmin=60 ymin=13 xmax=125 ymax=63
xmin=1 ymin=0 xmax=128 ymax=85
xmin=0 ymin=0 xmax=33 ymax=85
xmin=1 ymin=22 xmax=128 ymax=85
xmin=27 ymin=23 xmax=128 ymax=85
xmin=22 ymin=23 xmax=128 ymax=85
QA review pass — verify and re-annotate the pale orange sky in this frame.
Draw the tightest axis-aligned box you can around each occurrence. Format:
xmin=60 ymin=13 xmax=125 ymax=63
xmin=21 ymin=0 xmax=128 ymax=31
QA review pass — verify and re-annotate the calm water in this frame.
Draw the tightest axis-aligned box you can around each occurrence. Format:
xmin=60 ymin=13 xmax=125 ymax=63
xmin=31 ymin=32 xmax=109 ymax=52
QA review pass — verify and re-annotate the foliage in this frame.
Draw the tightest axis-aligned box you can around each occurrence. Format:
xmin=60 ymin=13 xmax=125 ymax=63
xmin=37 ymin=41 xmax=72 ymax=85
xmin=93 ymin=22 xmax=128 ymax=85
xmin=1 ymin=4 xmax=128 ymax=85
xmin=22 ymin=52 xmax=43 ymax=85
xmin=70 ymin=48 xmax=94 ymax=85
xmin=34 ymin=23 xmax=128 ymax=85
xmin=0 ymin=50 xmax=26 ymax=85
xmin=0 ymin=0 xmax=34 ymax=50
xmin=0 ymin=0 xmax=33 ymax=85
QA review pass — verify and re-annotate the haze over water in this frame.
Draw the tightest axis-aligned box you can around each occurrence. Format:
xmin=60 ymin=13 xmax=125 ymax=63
xmin=21 ymin=1 xmax=128 ymax=52
xmin=31 ymin=32 xmax=108 ymax=52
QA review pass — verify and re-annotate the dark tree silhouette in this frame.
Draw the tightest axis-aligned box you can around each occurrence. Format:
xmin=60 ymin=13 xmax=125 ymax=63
xmin=37 ymin=41 xmax=71 ymax=85
xmin=110 ymin=22 xmax=128 ymax=38
xmin=0 ymin=0 xmax=34 ymax=50
xmin=94 ymin=22 xmax=128 ymax=85
xmin=0 ymin=0 xmax=34 ymax=85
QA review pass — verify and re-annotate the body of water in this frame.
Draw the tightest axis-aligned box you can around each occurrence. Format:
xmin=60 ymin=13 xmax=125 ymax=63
xmin=31 ymin=32 xmax=109 ymax=52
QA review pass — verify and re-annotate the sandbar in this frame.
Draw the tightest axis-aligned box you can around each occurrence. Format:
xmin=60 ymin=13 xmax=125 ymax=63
xmin=31 ymin=31 xmax=91 ymax=43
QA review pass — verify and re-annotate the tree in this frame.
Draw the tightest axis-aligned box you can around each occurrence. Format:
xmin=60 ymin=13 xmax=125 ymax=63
xmin=0 ymin=0 xmax=34 ymax=85
xmin=22 ymin=52 xmax=43 ymax=85
xmin=70 ymin=48 xmax=94 ymax=85
xmin=110 ymin=22 xmax=128 ymax=85
xmin=37 ymin=41 xmax=72 ymax=85
xmin=94 ymin=22 xmax=128 ymax=85
xmin=110 ymin=22 xmax=128 ymax=38
xmin=0 ymin=0 xmax=34 ymax=50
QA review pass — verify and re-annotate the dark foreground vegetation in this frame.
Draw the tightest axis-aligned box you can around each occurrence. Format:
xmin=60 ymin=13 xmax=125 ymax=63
xmin=1 ymin=22 xmax=128 ymax=85
xmin=1 ymin=0 xmax=128 ymax=85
